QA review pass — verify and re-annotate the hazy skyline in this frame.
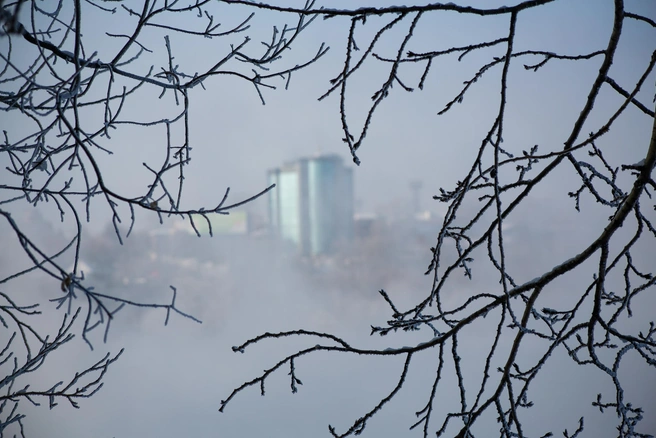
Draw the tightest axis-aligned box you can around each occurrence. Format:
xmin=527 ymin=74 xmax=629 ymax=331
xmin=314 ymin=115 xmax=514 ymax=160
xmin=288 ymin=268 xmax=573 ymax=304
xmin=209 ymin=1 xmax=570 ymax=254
xmin=2 ymin=0 xmax=655 ymax=437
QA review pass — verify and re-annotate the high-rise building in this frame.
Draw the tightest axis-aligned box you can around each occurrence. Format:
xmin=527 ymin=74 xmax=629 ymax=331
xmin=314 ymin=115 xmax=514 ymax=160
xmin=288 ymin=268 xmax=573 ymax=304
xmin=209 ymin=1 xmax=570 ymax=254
xmin=268 ymin=154 xmax=354 ymax=256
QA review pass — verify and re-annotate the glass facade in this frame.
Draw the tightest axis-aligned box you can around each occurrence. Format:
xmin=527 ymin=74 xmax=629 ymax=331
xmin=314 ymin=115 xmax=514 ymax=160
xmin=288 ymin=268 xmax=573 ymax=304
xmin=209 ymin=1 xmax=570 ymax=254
xmin=278 ymin=170 xmax=301 ymax=245
xmin=268 ymin=155 xmax=353 ymax=256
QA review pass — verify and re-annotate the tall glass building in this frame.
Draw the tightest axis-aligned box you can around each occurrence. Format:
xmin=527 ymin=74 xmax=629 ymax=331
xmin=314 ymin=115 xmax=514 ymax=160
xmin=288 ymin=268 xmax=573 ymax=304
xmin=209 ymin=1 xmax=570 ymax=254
xmin=268 ymin=155 xmax=354 ymax=256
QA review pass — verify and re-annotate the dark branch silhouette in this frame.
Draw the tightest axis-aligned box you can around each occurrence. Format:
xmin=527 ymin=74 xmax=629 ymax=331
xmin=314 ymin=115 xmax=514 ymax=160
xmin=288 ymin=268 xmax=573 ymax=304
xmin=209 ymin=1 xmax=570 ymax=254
xmin=220 ymin=1 xmax=656 ymax=437
xmin=0 ymin=0 xmax=325 ymax=434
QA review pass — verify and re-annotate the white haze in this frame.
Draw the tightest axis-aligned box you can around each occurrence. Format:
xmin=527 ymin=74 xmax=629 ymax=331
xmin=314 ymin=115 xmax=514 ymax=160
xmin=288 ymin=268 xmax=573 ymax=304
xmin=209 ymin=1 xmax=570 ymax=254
xmin=1 ymin=0 xmax=655 ymax=437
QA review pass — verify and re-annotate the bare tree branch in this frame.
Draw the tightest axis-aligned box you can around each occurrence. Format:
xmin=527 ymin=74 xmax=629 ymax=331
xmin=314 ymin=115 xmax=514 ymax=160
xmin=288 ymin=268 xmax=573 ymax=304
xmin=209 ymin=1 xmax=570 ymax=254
xmin=222 ymin=1 xmax=656 ymax=437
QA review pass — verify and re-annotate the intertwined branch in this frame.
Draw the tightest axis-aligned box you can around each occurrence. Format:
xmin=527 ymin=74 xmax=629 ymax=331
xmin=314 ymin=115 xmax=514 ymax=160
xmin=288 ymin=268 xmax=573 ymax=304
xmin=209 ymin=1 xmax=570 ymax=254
xmin=221 ymin=1 xmax=656 ymax=437
xmin=0 ymin=0 xmax=325 ymax=434
xmin=0 ymin=304 xmax=123 ymax=436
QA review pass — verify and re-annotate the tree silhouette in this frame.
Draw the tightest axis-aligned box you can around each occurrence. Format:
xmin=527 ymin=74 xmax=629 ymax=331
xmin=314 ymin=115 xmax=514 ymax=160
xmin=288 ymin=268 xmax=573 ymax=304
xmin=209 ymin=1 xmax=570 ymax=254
xmin=0 ymin=0 xmax=324 ymax=434
xmin=2 ymin=1 xmax=655 ymax=437
xmin=219 ymin=1 xmax=656 ymax=437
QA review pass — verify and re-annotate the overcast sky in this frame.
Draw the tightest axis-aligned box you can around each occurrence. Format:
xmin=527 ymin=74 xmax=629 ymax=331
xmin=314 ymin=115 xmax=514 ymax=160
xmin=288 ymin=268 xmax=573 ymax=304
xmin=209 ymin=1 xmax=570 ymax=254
xmin=2 ymin=0 xmax=656 ymax=437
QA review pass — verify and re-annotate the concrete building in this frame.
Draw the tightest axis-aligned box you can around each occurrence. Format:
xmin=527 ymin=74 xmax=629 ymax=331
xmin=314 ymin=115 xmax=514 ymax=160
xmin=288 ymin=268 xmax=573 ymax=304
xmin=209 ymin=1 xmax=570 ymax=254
xmin=268 ymin=154 xmax=354 ymax=256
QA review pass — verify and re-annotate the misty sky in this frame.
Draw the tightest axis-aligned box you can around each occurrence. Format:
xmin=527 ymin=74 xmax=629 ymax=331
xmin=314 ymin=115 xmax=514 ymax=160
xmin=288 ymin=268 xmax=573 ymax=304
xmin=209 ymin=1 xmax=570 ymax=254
xmin=1 ymin=0 xmax=656 ymax=437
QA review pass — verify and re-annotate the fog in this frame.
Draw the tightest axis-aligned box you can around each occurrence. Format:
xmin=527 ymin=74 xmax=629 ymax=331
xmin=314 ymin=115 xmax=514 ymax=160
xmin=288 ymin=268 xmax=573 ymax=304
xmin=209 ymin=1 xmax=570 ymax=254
xmin=1 ymin=0 xmax=655 ymax=437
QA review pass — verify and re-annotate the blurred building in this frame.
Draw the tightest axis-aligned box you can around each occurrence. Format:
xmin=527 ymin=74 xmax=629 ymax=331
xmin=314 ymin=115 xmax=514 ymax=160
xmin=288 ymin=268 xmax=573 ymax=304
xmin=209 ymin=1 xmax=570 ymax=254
xmin=353 ymin=212 xmax=379 ymax=239
xmin=267 ymin=154 xmax=354 ymax=256
xmin=154 ymin=210 xmax=251 ymax=236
